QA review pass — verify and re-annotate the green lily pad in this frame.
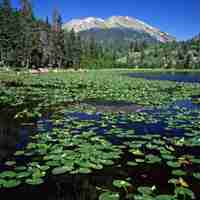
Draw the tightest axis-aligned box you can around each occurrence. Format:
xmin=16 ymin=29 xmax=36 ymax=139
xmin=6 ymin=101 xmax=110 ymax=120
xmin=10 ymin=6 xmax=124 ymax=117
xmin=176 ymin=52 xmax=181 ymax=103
xmin=155 ymin=194 xmax=175 ymax=200
xmin=5 ymin=161 xmax=16 ymax=166
xmin=15 ymin=166 xmax=27 ymax=171
xmin=166 ymin=161 xmax=181 ymax=168
xmin=145 ymin=154 xmax=161 ymax=164
xmin=135 ymin=159 xmax=145 ymax=163
xmin=130 ymin=149 xmax=144 ymax=156
xmin=14 ymin=150 xmax=25 ymax=156
xmin=76 ymin=168 xmax=92 ymax=174
xmin=16 ymin=171 xmax=31 ymax=179
xmin=26 ymin=178 xmax=44 ymax=185
xmin=127 ymin=161 xmax=138 ymax=167
xmin=193 ymin=172 xmax=200 ymax=180
xmin=0 ymin=171 xmax=16 ymax=178
xmin=175 ymin=187 xmax=195 ymax=199
xmin=46 ymin=161 xmax=60 ymax=167
xmin=172 ymin=169 xmax=187 ymax=176
xmin=3 ymin=180 xmax=21 ymax=188
xmin=52 ymin=166 xmax=73 ymax=175
xmin=99 ymin=191 xmax=120 ymax=200
xmin=161 ymin=154 xmax=175 ymax=160
xmin=137 ymin=186 xmax=154 ymax=195
xmin=133 ymin=194 xmax=154 ymax=200
xmin=191 ymin=158 xmax=200 ymax=164
xmin=113 ymin=180 xmax=131 ymax=189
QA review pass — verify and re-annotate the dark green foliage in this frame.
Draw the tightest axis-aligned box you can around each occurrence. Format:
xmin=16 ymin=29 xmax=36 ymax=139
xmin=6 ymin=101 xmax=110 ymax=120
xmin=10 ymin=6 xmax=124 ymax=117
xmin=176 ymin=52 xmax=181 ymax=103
xmin=0 ymin=1 xmax=118 ymax=69
xmin=0 ymin=1 xmax=199 ymax=69
xmin=123 ymin=39 xmax=200 ymax=69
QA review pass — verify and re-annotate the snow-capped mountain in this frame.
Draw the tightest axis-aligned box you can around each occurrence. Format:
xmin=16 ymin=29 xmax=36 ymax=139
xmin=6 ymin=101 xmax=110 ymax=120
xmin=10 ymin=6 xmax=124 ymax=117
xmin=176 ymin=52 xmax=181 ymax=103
xmin=63 ymin=16 xmax=175 ymax=43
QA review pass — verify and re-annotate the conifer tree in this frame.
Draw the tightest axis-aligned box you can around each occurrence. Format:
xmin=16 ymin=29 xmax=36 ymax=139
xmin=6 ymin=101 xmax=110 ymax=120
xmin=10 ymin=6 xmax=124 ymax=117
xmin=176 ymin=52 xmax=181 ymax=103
xmin=50 ymin=8 xmax=65 ymax=68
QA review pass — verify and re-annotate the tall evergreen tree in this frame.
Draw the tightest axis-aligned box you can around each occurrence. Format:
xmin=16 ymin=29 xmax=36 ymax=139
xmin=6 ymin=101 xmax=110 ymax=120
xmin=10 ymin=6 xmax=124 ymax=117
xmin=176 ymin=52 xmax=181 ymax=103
xmin=19 ymin=0 xmax=35 ymax=68
xmin=50 ymin=8 xmax=65 ymax=68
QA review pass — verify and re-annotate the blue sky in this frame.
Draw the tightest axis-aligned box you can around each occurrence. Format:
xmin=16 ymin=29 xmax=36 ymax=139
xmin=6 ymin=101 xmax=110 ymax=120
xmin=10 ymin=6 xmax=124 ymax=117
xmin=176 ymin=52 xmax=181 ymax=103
xmin=11 ymin=0 xmax=200 ymax=41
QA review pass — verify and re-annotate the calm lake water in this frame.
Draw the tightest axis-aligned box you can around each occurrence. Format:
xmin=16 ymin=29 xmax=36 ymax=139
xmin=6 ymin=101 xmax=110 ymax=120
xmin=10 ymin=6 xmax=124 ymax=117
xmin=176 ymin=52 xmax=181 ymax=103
xmin=127 ymin=71 xmax=200 ymax=83
xmin=1 ymin=71 xmax=200 ymax=200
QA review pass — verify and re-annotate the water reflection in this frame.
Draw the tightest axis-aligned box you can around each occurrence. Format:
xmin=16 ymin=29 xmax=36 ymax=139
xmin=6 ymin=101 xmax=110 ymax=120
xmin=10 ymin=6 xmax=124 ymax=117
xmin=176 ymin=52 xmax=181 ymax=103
xmin=0 ymin=115 xmax=35 ymax=162
xmin=82 ymin=99 xmax=143 ymax=113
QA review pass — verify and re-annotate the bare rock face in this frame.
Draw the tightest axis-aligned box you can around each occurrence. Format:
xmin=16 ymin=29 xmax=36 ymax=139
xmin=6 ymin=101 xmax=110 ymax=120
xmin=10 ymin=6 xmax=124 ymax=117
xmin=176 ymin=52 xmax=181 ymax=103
xmin=63 ymin=16 xmax=175 ymax=43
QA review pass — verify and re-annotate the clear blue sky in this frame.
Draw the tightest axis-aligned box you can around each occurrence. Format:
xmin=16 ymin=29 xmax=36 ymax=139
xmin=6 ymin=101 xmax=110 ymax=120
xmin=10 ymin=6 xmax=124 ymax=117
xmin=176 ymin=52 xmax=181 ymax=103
xmin=11 ymin=0 xmax=200 ymax=41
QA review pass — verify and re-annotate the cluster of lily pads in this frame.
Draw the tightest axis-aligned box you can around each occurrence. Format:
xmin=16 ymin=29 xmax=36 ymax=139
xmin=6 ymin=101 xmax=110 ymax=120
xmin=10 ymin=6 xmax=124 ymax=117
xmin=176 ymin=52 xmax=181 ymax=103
xmin=1 ymin=70 xmax=200 ymax=199
xmin=0 ymin=128 xmax=123 ymax=188
xmin=99 ymin=182 xmax=195 ymax=200
xmin=1 ymin=70 xmax=200 ymax=119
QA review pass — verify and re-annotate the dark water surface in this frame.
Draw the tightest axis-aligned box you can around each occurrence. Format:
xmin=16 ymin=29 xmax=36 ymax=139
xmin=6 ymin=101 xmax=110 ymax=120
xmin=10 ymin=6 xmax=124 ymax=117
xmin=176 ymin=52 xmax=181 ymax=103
xmin=127 ymin=71 xmax=200 ymax=83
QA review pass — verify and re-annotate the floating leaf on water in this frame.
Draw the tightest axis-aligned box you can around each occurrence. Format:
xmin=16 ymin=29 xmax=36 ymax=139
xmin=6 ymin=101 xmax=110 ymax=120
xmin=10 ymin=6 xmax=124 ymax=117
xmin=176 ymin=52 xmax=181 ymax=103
xmin=127 ymin=161 xmax=138 ymax=167
xmin=40 ymin=166 xmax=50 ymax=171
xmin=155 ymin=194 xmax=175 ymax=200
xmin=15 ymin=166 xmax=27 ymax=171
xmin=161 ymin=154 xmax=175 ymax=161
xmin=5 ymin=161 xmax=16 ymax=166
xmin=191 ymin=158 xmax=200 ymax=164
xmin=76 ymin=168 xmax=92 ymax=174
xmin=99 ymin=191 xmax=120 ymax=200
xmin=16 ymin=171 xmax=31 ymax=179
xmin=100 ymin=159 xmax=114 ymax=165
xmin=166 ymin=161 xmax=181 ymax=168
xmin=130 ymin=149 xmax=144 ymax=156
xmin=26 ymin=178 xmax=44 ymax=185
xmin=133 ymin=194 xmax=154 ymax=200
xmin=172 ymin=170 xmax=187 ymax=176
xmin=14 ymin=150 xmax=25 ymax=156
xmin=3 ymin=180 xmax=21 ymax=188
xmin=137 ymin=186 xmax=154 ymax=195
xmin=52 ymin=166 xmax=73 ymax=175
xmin=135 ymin=159 xmax=145 ymax=163
xmin=145 ymin=154 xmax=161 ymax=164
xmin=0 ymin=171 xmax=16 ymax=178
xmin=113 ymin=180 xmax=131 ymax=189
xmin=45 ymin=161 xmax=60 ymax=167
xmin=175 ymin=187 xmax=195 ymax=199
xmin=193 ymin=172 xmax=200 ymax=180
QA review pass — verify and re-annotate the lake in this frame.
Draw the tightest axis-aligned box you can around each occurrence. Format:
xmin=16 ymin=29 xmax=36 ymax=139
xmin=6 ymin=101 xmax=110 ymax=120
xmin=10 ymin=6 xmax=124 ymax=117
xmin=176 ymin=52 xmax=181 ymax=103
xmin=0 ymin=70 xmax=200 ymax=200
xmin=127 ymin=71 xmax=200 ymax=83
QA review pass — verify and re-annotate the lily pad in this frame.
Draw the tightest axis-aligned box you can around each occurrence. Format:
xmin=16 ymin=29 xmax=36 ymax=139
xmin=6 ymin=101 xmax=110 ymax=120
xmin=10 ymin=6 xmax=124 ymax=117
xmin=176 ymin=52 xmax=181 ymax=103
xmin=193 ymin=172 xmax=200 ymax=180
xmin=16 ymin=171 xmax=31 ymax=179
xmin=155 ymin=194 xmax=175 ymax=200
xmin=175 ymin=187 xmax=195 ymax=199
xmin=26 ymin=178 xmax=44 ymax=185
xmin=0 ymin=171 xmax=16 ymax=178
xmin=52 ymin=166 xmax=73 ymax=175
xmin=137 ymin=186 xmax=154 ymax=195
xmin=99 ymin=191 xmax=120 ymax=200
xmin=166 ymin=161 xmax=181 ymax=168
xmin=172 ymin=169 xmax=187 ymax=176
xmin=113 ymin=180 xmax=131 ymax=189
xmin=3 ymin=180 xmax=21 ymax=188
xmin=127 ymin=161 xmax=138 ymax=167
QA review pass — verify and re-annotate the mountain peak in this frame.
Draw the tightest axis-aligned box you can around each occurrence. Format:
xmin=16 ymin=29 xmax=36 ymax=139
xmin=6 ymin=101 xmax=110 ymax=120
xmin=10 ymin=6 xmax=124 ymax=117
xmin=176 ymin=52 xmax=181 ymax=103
xmin=63 ymin=16 xmax=175 ymax=43
xmin=84 ymin=17 xmax=105 ymax=22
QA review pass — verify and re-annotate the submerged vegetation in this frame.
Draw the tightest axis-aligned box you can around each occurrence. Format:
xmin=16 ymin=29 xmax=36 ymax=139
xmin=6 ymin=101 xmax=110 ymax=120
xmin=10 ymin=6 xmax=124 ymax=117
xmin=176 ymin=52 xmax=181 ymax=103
xmin=0 ymin=70 xmax=200 ymax=199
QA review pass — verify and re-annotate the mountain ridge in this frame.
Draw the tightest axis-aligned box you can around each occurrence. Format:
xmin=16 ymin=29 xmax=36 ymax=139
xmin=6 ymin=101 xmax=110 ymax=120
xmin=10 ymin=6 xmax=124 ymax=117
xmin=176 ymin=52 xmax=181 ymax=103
xmin=63 ymin=16 xmax=175 ymax=43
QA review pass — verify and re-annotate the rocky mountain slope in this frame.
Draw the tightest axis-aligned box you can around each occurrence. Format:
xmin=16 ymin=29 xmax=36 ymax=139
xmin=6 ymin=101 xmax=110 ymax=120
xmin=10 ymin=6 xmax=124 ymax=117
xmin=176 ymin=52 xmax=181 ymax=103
xmin=63 ymin=16 xmax=175 ymax=43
